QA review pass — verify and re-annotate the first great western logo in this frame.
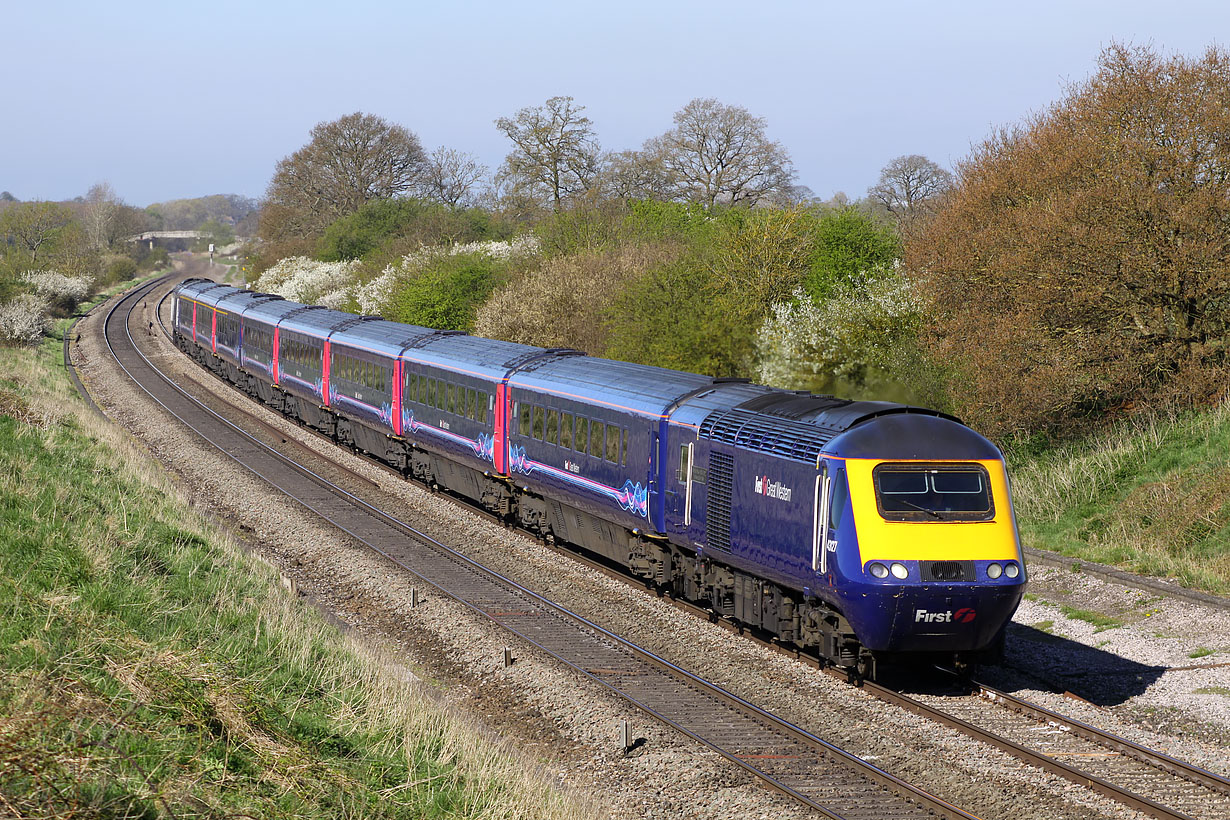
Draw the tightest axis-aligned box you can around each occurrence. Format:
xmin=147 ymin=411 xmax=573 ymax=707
xmin=753 ymin=475 xmax=793 ymax=502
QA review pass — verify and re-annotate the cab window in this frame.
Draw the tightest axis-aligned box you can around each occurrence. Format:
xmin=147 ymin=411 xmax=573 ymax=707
xmin=873 ymin=464 xmax=993 ymax=522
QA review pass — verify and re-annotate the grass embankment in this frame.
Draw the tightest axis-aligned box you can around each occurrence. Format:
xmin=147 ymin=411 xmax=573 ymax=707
xmin=1007 ymin=403 xmax=1230 ymax=596
xmin=0 ymin=302 xmax=584 ymax=817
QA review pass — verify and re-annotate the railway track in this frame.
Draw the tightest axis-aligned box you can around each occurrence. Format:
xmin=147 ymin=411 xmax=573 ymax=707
xmin=101 ymin=277 xmax=985 ymax=819
xmin=85 ymin=274 xmax=1230 ymax=820
xmin=843 ymin=672 xmax=1230 ymax=820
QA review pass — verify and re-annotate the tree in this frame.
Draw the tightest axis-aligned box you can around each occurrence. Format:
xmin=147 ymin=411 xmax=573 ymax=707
xmin=495 ymin=96 xmax=601 ymax=211
xmin=646 ymin=98 xmax=795 ymax=208
xmin=868 ymin=155 xmax=953 ymax=236
xmin=806 ymin=207 xmax=900 ymax=297
xmin=262 ymin=112 xmax=426 ymax=240
xmin=0 ymin=202 xmax=75 ymax=268
xmin=600 ymin=149 xmax=673 ymax=201
xmin=83 ymin=182 xmax=124 ymax=250
xmin=909 ymin=43 xmax=1230 ymax=437
xmin=417 ymin=147 xmax=487 ymax=208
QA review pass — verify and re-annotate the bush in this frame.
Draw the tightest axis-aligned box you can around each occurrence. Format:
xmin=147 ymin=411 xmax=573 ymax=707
xmin=0 ymin=294 xmax=51 ymax=346
xmin=909 ymin=44 xmax=1230 ymax=437
xmin=755 ymin=266 xmax=943 ymax=405
xmin=20 ymin=271 xmax=90 ymax=316
xmin=252 ymin=257 xmax=361 ymax=310
xmin=101 ymin=255 xmax=138 ymax=285
xmin=382 ymin=253 xmax=502 ymax=331
xmin=474 ymin=243 xmax=677 ymax=352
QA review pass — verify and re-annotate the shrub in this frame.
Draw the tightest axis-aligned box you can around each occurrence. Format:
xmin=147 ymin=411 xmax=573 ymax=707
xmin=382 ymin=253 xmax=501 ymax=331
xmin=0 ymin=294 xmax=51 ymax=346
xmin=251 ymin=257 xmax=361 ymax=310
xmin=21 ymin=270 xmax=90 ymax=316
xmin=755 ymin=266 xmax=943 ymax=405
xmin=474 ymin=243 xmax=676 ymax=352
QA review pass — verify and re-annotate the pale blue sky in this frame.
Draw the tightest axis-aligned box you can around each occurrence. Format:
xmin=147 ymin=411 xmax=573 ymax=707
xmin=4 ymin=1 xmax=1226 ymax=206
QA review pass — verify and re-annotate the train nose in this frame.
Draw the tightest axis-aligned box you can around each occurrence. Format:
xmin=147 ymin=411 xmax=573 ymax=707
xmin=871 ymin=585 xmax=1023 ymax=653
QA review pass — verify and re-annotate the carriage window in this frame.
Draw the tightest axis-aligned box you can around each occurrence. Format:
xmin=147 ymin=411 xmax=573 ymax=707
xmin=560 ymin=413 xmax=573 ymax=449
xmin=407 ymin=372 xmax=417 ymax=399
xmin=590 ymin=422 xmax=605 ymax=458
xmin=477 ymin=392 xmax=488 ymax=425
xmin=519 ymin=402 xmax=531 ymax=436
xmin=466 ymin=388 xmax=476 ymax=420
xmin=621 ymin=429 xmax=628 ymax=466
xmin=532 ymin=406 xmax=544 ymax=440
xmin=678 ymin=444 xmax=689 ymax=481
xmin=426 ymin=379 xmax=436 ymax=408
xmin=438 ymin=380 xmax=448 ymax=410
xmin=575 ymin=417 xmax=588 ymax=452
xmin=546 ymin=409 xmax=559 ymax=445
xmin=606 ymin=426 xmax=620 ymax=463
xmin=874 ymin=464 xmax=994 ymax=522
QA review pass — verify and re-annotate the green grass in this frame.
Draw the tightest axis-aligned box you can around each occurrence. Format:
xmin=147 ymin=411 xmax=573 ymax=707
xmin=1057 ymin=605 xmax=1122 ymax=632
xmin=1194 ymin=686 xmax=1230 ymax=696
xmin=0 ymin=306 xmax=584 ymax=818
xmin=1006 ymin=403 xmax=1230 ymax=595
xmin=1188 ymin=647 xmax=1215 ymax=659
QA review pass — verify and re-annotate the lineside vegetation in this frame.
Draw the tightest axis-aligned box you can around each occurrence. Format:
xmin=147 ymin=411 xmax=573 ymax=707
xmin=0 ymin=305 xmax=587 ymax=818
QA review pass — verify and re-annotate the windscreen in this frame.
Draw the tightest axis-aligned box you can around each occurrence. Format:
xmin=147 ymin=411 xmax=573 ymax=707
xmin=873 ymin=464 xmax=994 ymax=521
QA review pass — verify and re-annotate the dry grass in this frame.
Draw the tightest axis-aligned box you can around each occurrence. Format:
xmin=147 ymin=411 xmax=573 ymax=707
xmin=1007 ymin=401 xmax=1230 ymax=593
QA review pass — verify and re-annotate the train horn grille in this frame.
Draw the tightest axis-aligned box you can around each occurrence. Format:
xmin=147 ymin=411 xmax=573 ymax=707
xmin=922 ymin=560 xmax=974 ymax=582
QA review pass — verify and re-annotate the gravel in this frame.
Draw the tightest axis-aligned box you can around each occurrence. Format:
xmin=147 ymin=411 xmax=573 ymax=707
xmin=71 ymin=264 xmax=1229 ymax=819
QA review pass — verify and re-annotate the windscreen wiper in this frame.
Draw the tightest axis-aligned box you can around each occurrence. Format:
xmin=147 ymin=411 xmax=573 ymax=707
xmin=895 ymin=498 xmax=941 ymax=519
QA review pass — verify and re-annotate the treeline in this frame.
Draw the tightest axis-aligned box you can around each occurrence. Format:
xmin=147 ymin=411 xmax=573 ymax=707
xmin=254 ymin=43 xmax=1230 ymax=442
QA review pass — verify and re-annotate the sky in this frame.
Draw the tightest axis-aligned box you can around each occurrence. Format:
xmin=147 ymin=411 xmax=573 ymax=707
xmin=3 ymin=0 xmax=1227 ymax=207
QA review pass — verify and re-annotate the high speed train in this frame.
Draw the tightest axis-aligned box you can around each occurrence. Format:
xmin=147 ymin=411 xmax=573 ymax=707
xmin=173 ymin=278 xmax=1026 ymax=678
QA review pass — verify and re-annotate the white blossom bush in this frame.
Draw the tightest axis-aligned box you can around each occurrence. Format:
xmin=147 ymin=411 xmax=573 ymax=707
xmin=257 ymin=236 xmax=540 ymax=316
xmin=0 ymin=294 xmax=52 ymax=346
xmin=252 ymin=257 xmax=362 ymax=309
xmin=756 ymin=265 xmax=922 ymax=394
xmin=21 ymin=270 xmax=91 ymax=315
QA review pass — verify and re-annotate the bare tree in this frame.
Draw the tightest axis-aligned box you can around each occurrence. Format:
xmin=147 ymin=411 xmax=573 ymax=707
xmin=83 ymin=182 xmax=123 ymax=250
xmin=417 ymin=147 xmax=488 ymax=208
xmin=868 ymin=154 xmax=953 ymax=234
xmin=495 ymin=96 xmax=601 ymax=211
xmin=262 ymin=112 xmax=426 ymax=239
xmin=647 ymin=98 xmax=795 ymax=208
xmin=599 ymin=149 xmax=673 ymax=201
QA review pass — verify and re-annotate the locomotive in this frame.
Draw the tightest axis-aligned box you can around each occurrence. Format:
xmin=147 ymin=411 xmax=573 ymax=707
xmin=172 ymin=278 xmax=1026 ymax=677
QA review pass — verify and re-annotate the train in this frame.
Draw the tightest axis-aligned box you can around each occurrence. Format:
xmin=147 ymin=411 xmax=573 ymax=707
xmin=172 ymin=277 xmax=1026 ymax=678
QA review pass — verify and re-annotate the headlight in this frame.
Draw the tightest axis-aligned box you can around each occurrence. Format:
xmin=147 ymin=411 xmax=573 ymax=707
xmin=890 ymin=562 xmax=909 ymax=580
xmin=1004 ymin=562 xmax=1020 ymax=579
xmin=868 ymin=562 xmax=889 ymax=579
xmin=987 ymin=563 xmax=1003 ymax=579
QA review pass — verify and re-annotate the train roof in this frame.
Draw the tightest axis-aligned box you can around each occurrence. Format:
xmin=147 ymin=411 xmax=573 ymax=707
xmin=509 ymin=355 xmax=713 ymax=418
xmin=698 ymin=392 xmax=986 ymax=464
xmin=330 ymin=319 xmax=437 ymax=359
xmin=411 ymin=334 xmax=548 ymax=382
xmin=277 ymin=305 xmax=366 ymax=338
xmin=241 ymin=297 xmax=320 ymax=324
xmin=177 ymin=279 xmax=233 ymax=305
xmin=212 ymin=289 xmax=284 ymax=315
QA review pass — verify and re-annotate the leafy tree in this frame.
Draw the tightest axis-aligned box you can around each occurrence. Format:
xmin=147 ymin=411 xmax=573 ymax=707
xmin=604 ymin=259 xmax=753 ymax=377
xmin=262 ymin=112 xmax=426 ymax=240
xmin=645 ymin=98 xmax=795 ymax=208
xmin=909 ymin=43 xmax=1230 ymax=436
xmin=495 ymin=96 xmax=601 ymax=212
xmin=707 ymin=207 xmax=814 ymax=322
xmin=806 ymin=207 xmax=900 ymax=297
xmin=197 ymin=218 xmax=235 ymax=247
xmin=382 ymin=253 xmax=503 ymax=331
xmin=0 ymin=202 xmax=76 ymax=269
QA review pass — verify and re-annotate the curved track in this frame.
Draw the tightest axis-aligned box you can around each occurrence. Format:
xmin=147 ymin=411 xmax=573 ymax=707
xmin=86 ymin=274 xmax=1230 ymax=820
xmin=100 ymin=278 xmax=983 ymax=819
